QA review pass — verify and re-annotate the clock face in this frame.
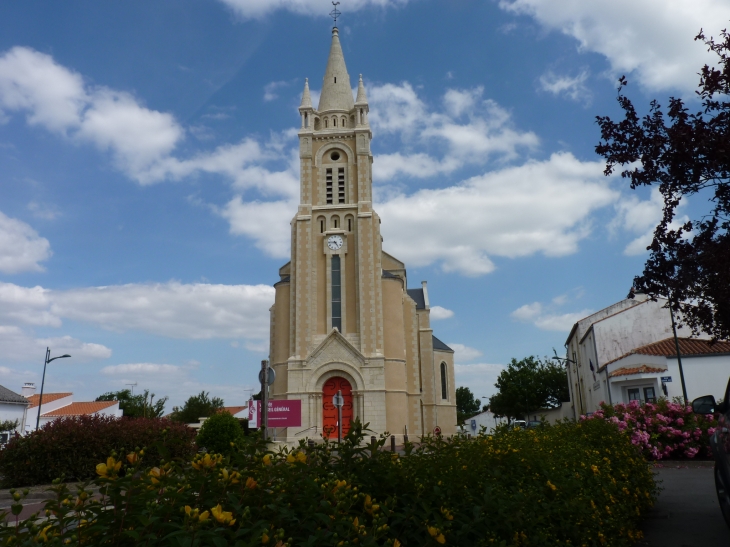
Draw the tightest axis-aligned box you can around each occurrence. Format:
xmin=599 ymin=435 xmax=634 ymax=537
xmin=327 ymin=235 xmax=344 ymax=250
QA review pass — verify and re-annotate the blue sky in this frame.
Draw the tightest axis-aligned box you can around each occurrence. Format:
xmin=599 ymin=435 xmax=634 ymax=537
xmin=1 ymin=0 xmax=727 ymax=410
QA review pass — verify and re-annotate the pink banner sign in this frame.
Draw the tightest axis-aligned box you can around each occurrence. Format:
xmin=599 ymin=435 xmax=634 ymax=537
xmin=249 ymin=399 xmax=302 ymax=428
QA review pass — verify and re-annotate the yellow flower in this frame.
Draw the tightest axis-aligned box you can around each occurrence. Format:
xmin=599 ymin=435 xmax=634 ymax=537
xmin=262 ymin=454 xmax=272 ymax=466
xmin=353 ymin=517 xmax=359 ymax=528
xmin=198 ymin=510 xmax=210 ymax=522
xmin=211 ymin=504 xmax=236 ymax=526
xmin=192 ymin=453 xmax=222 ymax=470
xmin=262 ymin=532 xmax=270 ymax=544
xmin=296 ymin=451 xmax=307 ymax=463
xmin=428 ymin=526 xmax=439 ymax=537
xmin=37 ymin=525 xmax=53 ymax=543
xmin=364 ymin=495 xmax=373 ymax=514
xmin=184 ymin=505 xmax=192 ymax=516
xmin=96 ymin=456 xmax=122 ymax=478
xmin=286 ymin=453 xmax=296 ymax=463
xmin=393 ymin=541 xmax=402 ymax=547
xmin=126 ymin=452 xmax=139 ymax=465
xmin=149 ymin=467 xmax=166 ymax=484
xmin=591 ymin=465 xmax=599 ymax=475
xmin=547 ymin=481 xmax=557 ymax=491
xmin=440 ymin=507 xmax=454 ymax=520
xmin=436 ymin=533 xmax=446 ymax=544
xmin=246 ymin=476 xmax=258 ymax=489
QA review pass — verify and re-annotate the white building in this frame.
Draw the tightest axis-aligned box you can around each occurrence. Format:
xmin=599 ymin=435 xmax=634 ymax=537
xmin=563 ymin=293 xmax=727 ymax=416
xmin=0 ymin=384 xmax=30 ymax=440
xmin=463 ymin=410 xmax=508 ymax=434
xmin=22 ymin=383 xmax=122 ymax=432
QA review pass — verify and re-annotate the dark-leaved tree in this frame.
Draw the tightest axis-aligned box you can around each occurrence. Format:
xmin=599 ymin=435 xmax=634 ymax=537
xmin=96 ymin=389 xmax=167 ymax=418
xmin=488 ymin=357 xmax=569 ymax=421
xmin=170 ymin=391 xmax=224 ymax=424
xmin=596 ymin=29 xmax=730 ymax=340
xmin=455 ymin=386 xmax=481 ymax=425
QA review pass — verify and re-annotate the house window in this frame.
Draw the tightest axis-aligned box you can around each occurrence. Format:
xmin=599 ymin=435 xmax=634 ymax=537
xmin=627 ymin=388 xmax=640 ymax=401
xmin=440 ymin=362 xmax=448 ymax=400
xmin=331 ymin=255 xmax=341 ymax=332
xmin=326 ymin=168 xmax=333 ymax=204
xmin=644 ymin=387 xmax=656 ymax=403
xmin=338 ymin=167 xmax=345 ymax=203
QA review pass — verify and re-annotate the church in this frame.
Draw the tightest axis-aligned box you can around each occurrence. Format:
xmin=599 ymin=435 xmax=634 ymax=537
xmin=268 ymin=26 xmax=457 ymax=443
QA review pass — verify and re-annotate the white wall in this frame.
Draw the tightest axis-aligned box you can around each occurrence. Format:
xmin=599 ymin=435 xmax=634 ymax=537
xmin=0 ymin=402 xmax=28 ymax=435
xmin=464 ymin=410 xmax=507 ymax=434
xmin=664 ymin=355 xmax=730 ymax=402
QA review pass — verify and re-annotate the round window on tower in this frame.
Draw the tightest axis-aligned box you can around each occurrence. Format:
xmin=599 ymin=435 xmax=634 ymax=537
xmin=330 ymin=151 xmax=340 ymax=161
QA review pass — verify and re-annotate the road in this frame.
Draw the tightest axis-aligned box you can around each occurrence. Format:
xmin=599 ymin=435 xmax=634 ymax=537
xmin=641 ymin=463 xmax=730 ymax=547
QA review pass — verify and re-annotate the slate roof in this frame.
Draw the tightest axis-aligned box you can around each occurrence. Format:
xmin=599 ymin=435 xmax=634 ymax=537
xmin=27 ymin=393 xmax=72 ymax=409
xmin=0 ymin=385 xmax=30 ymax=405
xmin=432 ymin=335 xmax=454 ymax=353
xmin=609 ymin=365 xmax=668 ymax=378
xmin=407 ymin=288 xmax=425 ymax=309
xmin=382 ymin=270 xmax=399 ymax=279
xmin=604 ymin=337 xmax=730 ymax=367
xmin=41 ymin=401 xmax=117 ymax=417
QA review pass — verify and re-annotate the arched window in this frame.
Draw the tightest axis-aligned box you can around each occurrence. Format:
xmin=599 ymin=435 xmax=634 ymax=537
xmin=332 ymin=215 xmax=339 ymax=228
xmin=440 ymin=362 xmax=448 ymax=400
xmin=331 ymin=255 xmax=341 ymax=332
xmin=324 ymin=119 xmax=328 ymax=128
xmin=341 ymin=116 xmax=347 ymax=127
xmin=318 ymin=216 xmax=326 ymax=234
xmin=333 ymin=117 xmax=337 ymax=127
xmin=304 ymin=113 xmax=308 ymax=128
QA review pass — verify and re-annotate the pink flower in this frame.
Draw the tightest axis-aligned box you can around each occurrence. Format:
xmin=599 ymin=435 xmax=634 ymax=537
xmin=676 ymin=418 xmax=684 ymax=426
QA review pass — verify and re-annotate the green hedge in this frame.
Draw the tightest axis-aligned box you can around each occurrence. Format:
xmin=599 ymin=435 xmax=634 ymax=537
xmin=0 ymin=415 xmax=196 ymax=487
xmin=1 ymin=419 xmax=656 ymax=546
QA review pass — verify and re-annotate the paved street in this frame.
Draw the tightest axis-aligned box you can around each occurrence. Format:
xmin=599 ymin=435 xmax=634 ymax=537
xmin=641 ymin=464 xmax=730 ymax=547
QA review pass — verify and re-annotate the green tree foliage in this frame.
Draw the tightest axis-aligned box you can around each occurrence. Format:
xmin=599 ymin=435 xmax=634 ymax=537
xmin=488 ymin=357 xmax=570 ymax=420
xmin=455 ymin=386 xmax=481 ymax=424
xmin=170 ymin=391 xmax=224 ymax=424
xmin=196 ymin=411 xmax=243 ymax=455
xmin=96 ymin=389 xmax=167 ymax=418
xmin=0 ymin=419 xmax=19 ymax=432
xmin=596 ymin=30 xmax=730 ymax=339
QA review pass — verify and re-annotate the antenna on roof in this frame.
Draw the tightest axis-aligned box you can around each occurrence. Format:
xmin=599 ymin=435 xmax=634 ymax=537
xmin=330 ymin=1 xmax=341 ymax=26
xmin=126 ymin=382 xmax=137 ymax=396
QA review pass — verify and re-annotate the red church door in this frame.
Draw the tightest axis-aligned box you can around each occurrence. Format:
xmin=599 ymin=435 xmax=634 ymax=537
xmin=322 ymin=377 xmax=353 ymax=439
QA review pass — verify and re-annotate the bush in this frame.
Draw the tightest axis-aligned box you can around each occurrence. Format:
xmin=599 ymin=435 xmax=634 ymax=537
xmin=583 ymin=398 xmax=718 ymax=460
xmin=1 ymin=419 xmax=656 ymax=546
xmin=0 ymin=415 xmax=196 ymax=487
xmin=197 ymin=412 xmax=243 ymax=455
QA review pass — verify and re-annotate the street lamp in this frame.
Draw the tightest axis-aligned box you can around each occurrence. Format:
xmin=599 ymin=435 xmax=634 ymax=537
xmin=552 ymin=354 xmax=581 ymax=419
xmin=36 ymin=348 xmax=71 ymax=431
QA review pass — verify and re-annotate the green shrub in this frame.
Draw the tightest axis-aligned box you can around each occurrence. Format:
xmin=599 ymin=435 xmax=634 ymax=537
xmin=196 ymin=412 xmax=243 ymax=455
xmin=0 ymin=415 xmax=196 ymax=487
xmin=0 ymin=419 xmax=656 ymax=546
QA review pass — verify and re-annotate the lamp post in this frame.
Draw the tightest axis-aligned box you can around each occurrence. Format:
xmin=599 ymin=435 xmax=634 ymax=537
xmin=36 ymin=348 xmax=71 ymax=431
xmin=552 ymin=354 xmax=579 ymax=420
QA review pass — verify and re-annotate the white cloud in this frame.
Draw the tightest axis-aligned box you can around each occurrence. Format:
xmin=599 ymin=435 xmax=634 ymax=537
xmin=102 ymin=363 xmax=183 ymax=376
xmin=610 ymin=188 xmax=689 ymax=256
xmin=454 ymin=363 xmax=505 ymax=400
xmin=500 ymin=0 xmax=730 ymax=93
xmin=219 ymin=197 xmax=296 ymax=258
xmin=0 ymin=281 xmax=274 ymax=354
xmin=263 ymin=80 xmax=291 ymax=101
xmin=539 ymin=70 xmax=591 ymax=103
xmin=379 ymin=152 xmax=617 ymax=276
xmin=510 ymin=302 xmax=542 ymax=321
xmin=27 ymin=201 xmax=60 ymax=221
xmin=0 ymin=211 xmax=52 ymax=274
xmin=217 ymin=0 xmax=409 ymax=19
xmin=369 ymin=84 xmax=539 ymax=180
xmin=0 ymin=326 xmax=111 ymax=362
xmin=448 ymin=343 xmax=483 ymax=362
xmin=430 ymin=305 xmax=454 ymax=320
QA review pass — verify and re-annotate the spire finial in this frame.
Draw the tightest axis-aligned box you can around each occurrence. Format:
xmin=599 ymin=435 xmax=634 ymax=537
xmin=329 ymin=2 xmax=341 ymax=26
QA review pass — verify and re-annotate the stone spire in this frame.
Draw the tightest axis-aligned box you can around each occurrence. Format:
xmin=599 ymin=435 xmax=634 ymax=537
xmin=300 ymin=78 xmax=312 ymax=109
xmin=318 ymin=28 xmax=354 ymax=112
xmin=355 ymin=74 xmax=368 ymax=105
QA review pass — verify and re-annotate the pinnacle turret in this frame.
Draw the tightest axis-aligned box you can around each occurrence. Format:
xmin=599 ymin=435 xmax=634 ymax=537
xmin=317 ymin=28 xmax=354 ymax=112
xmin=299 ymin=78 xmax=312 ymax=109
xmin=355 ymin=74 xmax=368 ymax=105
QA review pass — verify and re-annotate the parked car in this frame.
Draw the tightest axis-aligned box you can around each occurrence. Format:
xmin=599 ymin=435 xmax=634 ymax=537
xmin=692 ymin=377 xmax=730 ymax=528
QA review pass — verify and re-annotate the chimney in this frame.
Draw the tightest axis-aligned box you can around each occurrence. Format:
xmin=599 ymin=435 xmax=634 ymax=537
xmin=22 ymin=383 xmax=36 ymax=397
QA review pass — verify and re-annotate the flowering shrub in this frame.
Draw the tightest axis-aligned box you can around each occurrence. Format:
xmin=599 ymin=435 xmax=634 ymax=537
xmin=1 ymin=419 xmax=656 ymax=546
xmin=0 ymin=415 xmax=196 ymax=487
xmin=582 ymin=398 xmax=717 ymax=460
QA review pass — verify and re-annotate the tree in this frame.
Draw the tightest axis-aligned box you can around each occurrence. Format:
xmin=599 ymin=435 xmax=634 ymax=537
xmin=170 ymin=391 xmax=224 ymax=424
xmin=96 ymin=389 xmax=168 ymax=419
xmin=455 ymin=386 xmax=481 ymax=425
xmin=196 ymin=411 xmax=243 ymax=455
xmin=0 ymin=419 xmax=19 ymax=432
xmin=488 ymin=357 xmax=569 ymax=421
xmin=596 ymin=29 xmax=730 ymax=340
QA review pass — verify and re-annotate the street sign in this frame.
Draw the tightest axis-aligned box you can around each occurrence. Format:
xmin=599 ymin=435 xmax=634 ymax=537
xmin=333 ymin=393 xmax=344 ymax=408
xmin=258 ymin=367 xmax=276 ymax=386
xmin=661 ymin=376 xmax=672 ymax=383
xmin=433 ymin=426 xmax=442 ymax=436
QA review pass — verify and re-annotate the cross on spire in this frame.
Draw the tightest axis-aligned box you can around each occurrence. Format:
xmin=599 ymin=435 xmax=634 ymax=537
xmin=329 ymin=2 xmax=341 ymax=26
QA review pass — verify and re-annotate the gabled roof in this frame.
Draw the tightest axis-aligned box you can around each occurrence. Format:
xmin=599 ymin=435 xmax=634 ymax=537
xmin=0 ymin=385 xmax=29 ymax=405
xmin=432 ymin=335 xmax=454 ymax=353
xmin=41 ymin=400 xmax=117 ymax=417
xmin=407 ymin=288 xmax=425 ymax=309
xmin=603 ymin=337 xmax=730 ymax=368
xmin=27 ymin=392 xmax=72 ymax=409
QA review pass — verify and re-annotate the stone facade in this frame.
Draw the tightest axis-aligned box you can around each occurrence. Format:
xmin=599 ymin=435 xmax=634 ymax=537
xmin=269 ymin=27 xmax=457 ymax=443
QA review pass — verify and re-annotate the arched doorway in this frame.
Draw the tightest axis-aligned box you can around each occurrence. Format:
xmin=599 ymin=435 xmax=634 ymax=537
xmin=322 ymin=376 xmax=353 ymax=439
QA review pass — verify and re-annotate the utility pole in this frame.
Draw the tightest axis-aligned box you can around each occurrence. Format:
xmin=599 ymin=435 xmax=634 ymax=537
xmin=260 ymin=360 xmax=269 ymax=441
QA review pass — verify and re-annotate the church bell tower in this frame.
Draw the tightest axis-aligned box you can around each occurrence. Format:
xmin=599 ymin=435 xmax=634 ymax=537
xmin=268 ymin=26 xmax=457 ymax=443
